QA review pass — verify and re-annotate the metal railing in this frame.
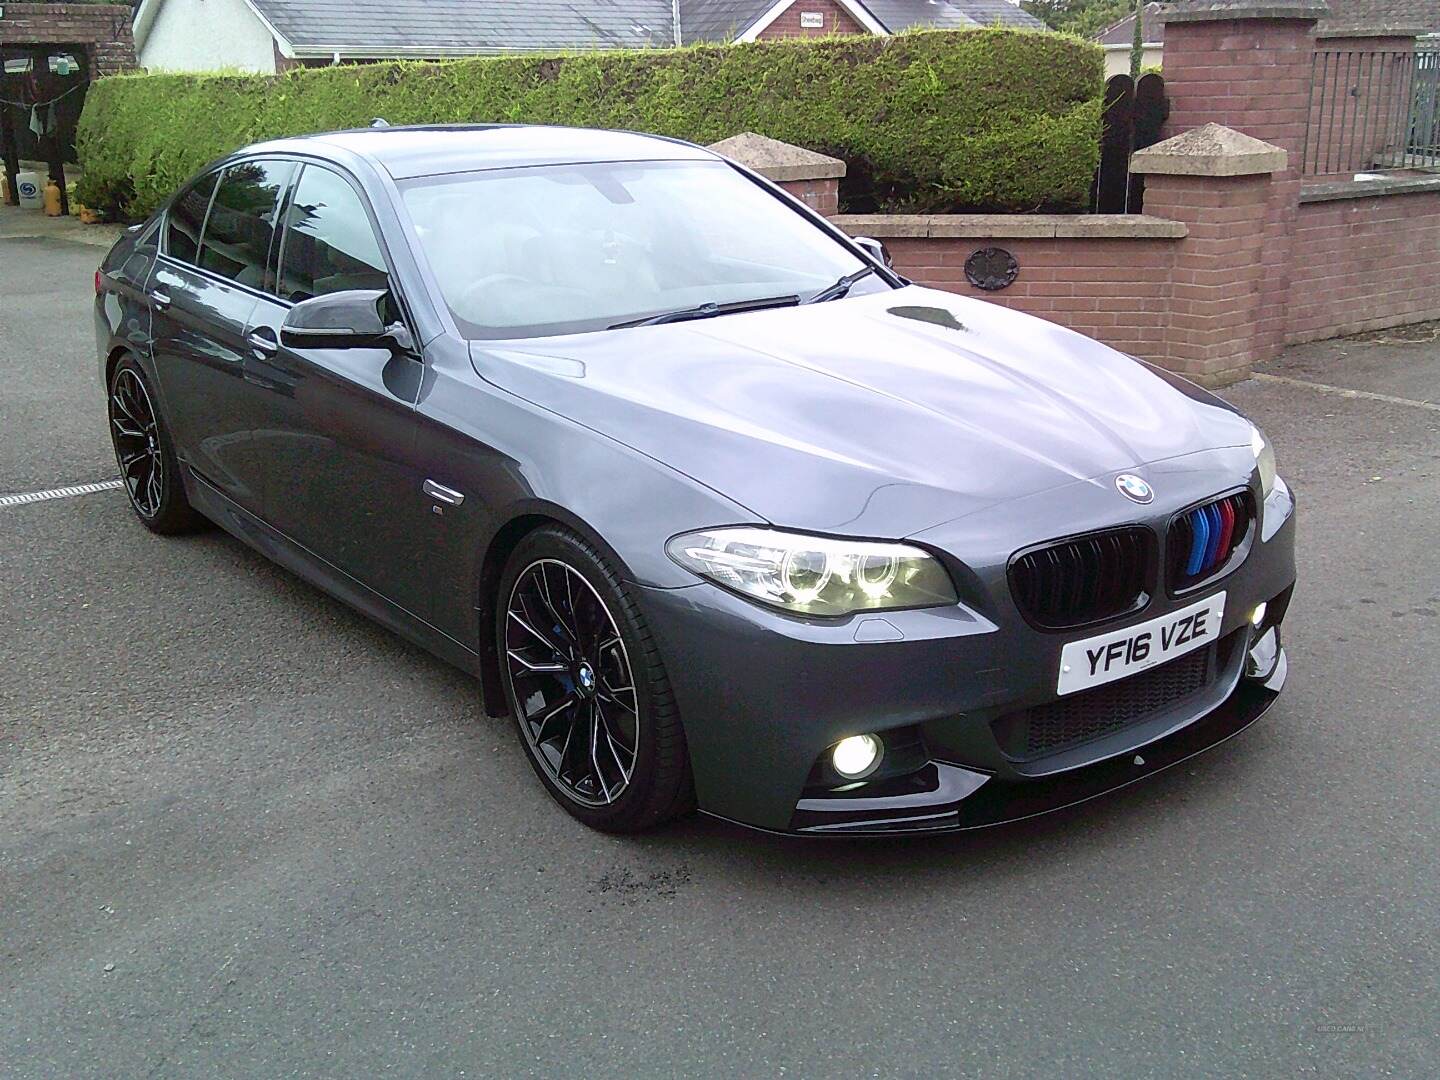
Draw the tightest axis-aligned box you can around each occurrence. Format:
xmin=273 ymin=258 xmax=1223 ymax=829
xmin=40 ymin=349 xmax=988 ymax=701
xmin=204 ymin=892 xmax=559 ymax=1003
xmin=1303 ymin=43 xmax=1440 ymax=175
xmin=1413 ymin=43 xmax=1440 ymax=166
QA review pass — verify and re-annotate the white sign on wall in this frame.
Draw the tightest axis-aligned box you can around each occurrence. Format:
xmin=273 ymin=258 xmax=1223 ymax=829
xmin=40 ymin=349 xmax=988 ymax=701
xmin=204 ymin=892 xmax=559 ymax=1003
xmin=800 ymin=12 xmax=825 ymax=28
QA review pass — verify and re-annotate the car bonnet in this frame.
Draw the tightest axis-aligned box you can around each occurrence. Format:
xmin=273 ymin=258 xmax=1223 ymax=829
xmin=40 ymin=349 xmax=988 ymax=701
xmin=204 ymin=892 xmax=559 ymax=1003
xmin=468 ymin=287 xmax=1253 ymax=538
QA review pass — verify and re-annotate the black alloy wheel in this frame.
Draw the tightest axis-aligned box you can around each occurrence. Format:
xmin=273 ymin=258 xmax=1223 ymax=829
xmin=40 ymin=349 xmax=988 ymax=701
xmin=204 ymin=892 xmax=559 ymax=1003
xmin=497 ymin=527 xmax=693 ymax=831
xmin=107 ymin=358 xmax=204 ymax=534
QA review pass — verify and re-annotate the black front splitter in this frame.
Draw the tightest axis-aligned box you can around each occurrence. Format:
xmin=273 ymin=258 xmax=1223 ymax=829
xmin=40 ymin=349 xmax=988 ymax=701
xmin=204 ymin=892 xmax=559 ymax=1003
xmin=772 ymin=652 xmax=1287 ymax=837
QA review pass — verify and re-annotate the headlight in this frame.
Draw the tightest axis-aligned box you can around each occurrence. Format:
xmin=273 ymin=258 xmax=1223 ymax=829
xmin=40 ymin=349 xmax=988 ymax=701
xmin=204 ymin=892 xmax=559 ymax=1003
xmin=666 ymin=527 xmax=957 ymax=617
xmin=1251 ymin=424 xmax=1277 ymax=498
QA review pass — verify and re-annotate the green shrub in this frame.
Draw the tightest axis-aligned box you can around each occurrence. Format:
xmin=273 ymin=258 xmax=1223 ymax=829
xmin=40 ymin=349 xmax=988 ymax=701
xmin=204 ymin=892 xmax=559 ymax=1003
xmin=77 ymin=29 xmax=1102 ymax=221
xmin=72 ymin=170 xmax=132 ymax=215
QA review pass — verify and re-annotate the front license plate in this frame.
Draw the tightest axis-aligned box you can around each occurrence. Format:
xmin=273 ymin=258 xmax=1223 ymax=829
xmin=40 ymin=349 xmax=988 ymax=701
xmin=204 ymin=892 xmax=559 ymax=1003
xmin=1057 ymin=592 xmax=1226 ymax=696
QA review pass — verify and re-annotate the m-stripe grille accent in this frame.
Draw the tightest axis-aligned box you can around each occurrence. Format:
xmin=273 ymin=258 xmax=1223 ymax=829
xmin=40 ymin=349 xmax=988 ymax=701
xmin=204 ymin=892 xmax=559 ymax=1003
xmin=1168 ymin=492 xmax=1251 ymax=591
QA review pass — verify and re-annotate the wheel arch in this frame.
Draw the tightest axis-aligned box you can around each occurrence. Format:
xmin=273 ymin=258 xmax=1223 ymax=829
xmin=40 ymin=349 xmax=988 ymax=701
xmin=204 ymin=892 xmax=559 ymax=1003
xmin=474 ymin=501 xmax=643 ymax=718
xmin=104 ymin=344 xmax=133 ymax=388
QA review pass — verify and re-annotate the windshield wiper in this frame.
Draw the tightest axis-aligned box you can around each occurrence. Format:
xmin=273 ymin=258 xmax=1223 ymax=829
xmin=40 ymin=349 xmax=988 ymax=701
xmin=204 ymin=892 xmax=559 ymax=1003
xmin=609 ymin=294 xmax=800 ymax=330
xmin=803 ymin=265 xmax=876 ymax=305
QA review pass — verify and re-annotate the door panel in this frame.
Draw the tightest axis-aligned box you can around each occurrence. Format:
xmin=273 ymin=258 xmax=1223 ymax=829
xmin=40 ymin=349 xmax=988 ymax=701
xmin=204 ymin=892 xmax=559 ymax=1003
xmin=244 ymin=303 xmax=428 ymax=609
xmin=147 ymin=160 xmax=294 ymax=512
xmin=148 ymin=260 xmax=264 ymax=508
xmin=245 ymin=164 xmax=430 ymax=618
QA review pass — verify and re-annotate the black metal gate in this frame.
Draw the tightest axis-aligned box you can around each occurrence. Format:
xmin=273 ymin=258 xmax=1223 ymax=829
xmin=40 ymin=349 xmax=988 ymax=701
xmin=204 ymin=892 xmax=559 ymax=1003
xmin=1092 ymin=72 xmax=1168 ymax=214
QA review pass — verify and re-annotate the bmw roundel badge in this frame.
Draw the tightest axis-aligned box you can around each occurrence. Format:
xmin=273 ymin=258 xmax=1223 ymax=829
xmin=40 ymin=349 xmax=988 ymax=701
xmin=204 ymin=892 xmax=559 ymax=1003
xmin=1115 ymin=473 xmax=1154 ymax=504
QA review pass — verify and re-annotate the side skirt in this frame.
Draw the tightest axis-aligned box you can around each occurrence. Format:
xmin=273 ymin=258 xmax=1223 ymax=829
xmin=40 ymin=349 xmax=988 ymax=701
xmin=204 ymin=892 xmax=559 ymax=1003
xmin=185 ymin=467 xmax=482 ymax=679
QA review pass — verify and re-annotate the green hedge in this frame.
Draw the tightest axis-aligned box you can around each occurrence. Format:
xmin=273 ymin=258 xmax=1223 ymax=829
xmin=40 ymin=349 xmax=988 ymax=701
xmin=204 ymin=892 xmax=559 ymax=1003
xmin=76 ymin=29 xmax=1102 ymax=220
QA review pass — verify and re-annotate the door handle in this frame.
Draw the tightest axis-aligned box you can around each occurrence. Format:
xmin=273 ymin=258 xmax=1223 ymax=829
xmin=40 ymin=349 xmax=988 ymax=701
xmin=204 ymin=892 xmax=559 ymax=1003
xmin=423 ymin=479 xmax=465 ymax=507
xmin=150 ymin=289 xmax=172 ymax=312
xmin=246 ymin=328 xmax=279 ymax=358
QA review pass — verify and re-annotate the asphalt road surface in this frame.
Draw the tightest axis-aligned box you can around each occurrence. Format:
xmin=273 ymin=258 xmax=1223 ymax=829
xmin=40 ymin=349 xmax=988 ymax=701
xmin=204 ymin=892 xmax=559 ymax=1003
xmin=2 ymin=223 xmax=1437 ymax=1078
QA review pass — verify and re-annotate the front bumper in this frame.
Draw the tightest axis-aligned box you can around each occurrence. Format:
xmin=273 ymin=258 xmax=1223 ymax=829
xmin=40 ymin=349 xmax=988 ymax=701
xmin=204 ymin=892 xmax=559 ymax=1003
xmin=637 ymin=462 xmax=1297 ymax=836
xmin=786 ymin=642 xmax=1286 ymax=834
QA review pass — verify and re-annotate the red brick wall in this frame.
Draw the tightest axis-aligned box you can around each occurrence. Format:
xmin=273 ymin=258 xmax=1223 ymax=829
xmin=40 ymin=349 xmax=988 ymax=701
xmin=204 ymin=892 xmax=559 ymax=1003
xmin=778 ymin=177 xmax=840 ymax=216
xmin=1287 ymin=190 xmax=1440 ymax=342
xmin=1143 ymin=171 xmax=1272 ymax=384
xmin=865 ymin=180 xmax=1440 ymax=380
xmin=883 ymin=237 xmax=1179 ymax=364
xmin=0 ymin=4 xmax=137 ymax=75
xmin=756 ymin=1 xmax=867 ymax=39
xmin=1163 ymin=17 xmax=1314 ymax=365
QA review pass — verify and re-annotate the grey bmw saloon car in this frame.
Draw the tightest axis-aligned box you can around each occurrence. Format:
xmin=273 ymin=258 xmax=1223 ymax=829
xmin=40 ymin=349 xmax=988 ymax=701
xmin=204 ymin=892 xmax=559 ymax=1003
xmin=95 ymin=125 xmax=1296 ymax=835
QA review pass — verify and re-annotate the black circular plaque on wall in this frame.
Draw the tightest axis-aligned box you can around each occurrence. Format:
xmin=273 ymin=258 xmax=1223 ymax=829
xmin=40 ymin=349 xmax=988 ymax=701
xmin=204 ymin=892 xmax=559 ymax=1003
xmin=964 ymin=247 xmax=1020 ymax=292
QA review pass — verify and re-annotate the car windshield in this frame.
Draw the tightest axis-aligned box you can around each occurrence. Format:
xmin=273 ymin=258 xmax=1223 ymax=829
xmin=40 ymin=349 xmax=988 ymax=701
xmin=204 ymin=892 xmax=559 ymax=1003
xmin=400 ymin=159 xmax=884 ymax=339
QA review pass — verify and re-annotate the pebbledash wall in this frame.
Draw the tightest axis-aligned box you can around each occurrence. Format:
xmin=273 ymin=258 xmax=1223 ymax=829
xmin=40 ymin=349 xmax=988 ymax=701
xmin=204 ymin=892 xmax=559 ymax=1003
xmin=734 ymin=1 xmax=1440 ymax=385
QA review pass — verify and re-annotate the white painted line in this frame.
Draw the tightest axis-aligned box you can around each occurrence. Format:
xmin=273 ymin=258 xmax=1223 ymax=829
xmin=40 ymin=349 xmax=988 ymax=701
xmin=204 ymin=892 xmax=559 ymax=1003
xmin=1251 ymin=372 xmax=1440 ymax=413
xmin=0 ymin=479 xmax=124 ymax=509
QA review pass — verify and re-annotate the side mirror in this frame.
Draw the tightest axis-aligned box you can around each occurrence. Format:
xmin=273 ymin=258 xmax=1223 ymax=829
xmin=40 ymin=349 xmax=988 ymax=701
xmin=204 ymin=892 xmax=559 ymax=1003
xmin=281 ymin=289 xmax=412 ymax=352
xmin=852 ymin=235 xmax=894 ymax=269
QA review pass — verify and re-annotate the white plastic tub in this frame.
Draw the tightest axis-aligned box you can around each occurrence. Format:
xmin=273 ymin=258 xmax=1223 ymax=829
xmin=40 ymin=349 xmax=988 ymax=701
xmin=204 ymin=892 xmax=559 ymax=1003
xmin=15 ymin=170 xmax=43 ymax=209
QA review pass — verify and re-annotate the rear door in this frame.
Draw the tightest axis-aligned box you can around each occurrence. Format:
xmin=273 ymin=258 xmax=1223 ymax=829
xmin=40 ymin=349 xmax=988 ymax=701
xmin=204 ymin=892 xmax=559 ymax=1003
xmin=244 ymin=162 xmax=430 ymax=616
xmin=147 ymin=159 xmax=295 ymax=512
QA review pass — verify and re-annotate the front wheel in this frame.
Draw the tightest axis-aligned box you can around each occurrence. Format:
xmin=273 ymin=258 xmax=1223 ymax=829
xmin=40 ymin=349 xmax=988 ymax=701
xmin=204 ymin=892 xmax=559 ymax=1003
xmin=496 ymin=526 xmax=694 ymax=832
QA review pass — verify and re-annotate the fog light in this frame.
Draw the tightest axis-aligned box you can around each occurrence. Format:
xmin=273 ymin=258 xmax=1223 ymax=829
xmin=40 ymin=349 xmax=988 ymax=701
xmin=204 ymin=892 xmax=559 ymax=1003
xmin=832 ymin=734 xmax=883 ymax=780
xmin=1251 ymin=602 xmax=1267 ymax=627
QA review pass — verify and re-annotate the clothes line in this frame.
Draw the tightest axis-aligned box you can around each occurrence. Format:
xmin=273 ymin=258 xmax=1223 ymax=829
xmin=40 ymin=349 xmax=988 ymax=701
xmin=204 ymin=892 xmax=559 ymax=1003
xmin=0 ymin=81 xmax=88 ymax=110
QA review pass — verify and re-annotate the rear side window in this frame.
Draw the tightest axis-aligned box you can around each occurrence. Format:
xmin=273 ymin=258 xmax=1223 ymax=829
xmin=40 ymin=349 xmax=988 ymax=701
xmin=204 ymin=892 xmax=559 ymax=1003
xmin=278 ymin=166 xmax=389 ymax=303
xmin=198 ymin=160 xmax=295 ymax=289
xmin=165 ymin=173 xmax=218 ymax=264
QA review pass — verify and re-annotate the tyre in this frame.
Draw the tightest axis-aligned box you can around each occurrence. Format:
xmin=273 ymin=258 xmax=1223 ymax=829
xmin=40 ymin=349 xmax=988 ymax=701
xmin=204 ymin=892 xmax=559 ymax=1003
xmin=496 ymin=525 xmax=694 ymax=832
xmin=107 ymin=357 xmax=206 ymax=535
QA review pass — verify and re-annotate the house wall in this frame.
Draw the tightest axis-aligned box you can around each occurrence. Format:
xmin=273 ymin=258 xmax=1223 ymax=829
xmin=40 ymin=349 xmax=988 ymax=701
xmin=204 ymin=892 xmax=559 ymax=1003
xmin=1103 ymin=44 xmax=1163 ymax=78
xmin=755 ymin=1 xmax=867 ymax=40
xmin=140 ymin=0 xmax=278 ymax=74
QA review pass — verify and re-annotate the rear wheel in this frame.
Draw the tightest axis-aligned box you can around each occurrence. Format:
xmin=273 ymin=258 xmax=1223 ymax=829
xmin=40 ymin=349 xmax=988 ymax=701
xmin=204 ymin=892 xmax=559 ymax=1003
xmin=497 ymin=526 xmax=693 ymax=832
xmin=107 ymin=357 xmax=205 ymax=534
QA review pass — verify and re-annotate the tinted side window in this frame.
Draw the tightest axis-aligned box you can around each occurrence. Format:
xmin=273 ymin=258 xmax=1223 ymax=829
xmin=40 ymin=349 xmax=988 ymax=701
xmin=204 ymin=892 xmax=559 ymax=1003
xmin=278 ymin=166 xmax=389 ymax=303
xmin=198 ymin=160 xmax=295 ymax=289
xmin=165 ymin=173 xmax=218 ymax=264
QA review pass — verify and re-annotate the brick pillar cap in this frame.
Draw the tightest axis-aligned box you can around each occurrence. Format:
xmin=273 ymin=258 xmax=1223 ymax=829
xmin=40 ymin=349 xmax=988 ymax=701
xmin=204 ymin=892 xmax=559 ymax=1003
xmin=706 ymin=132 xmax=846 ymax=182
xmin=1131 ymin=123 xmax=1288 ymax=177
xmin=1166 ymin=0 xmax=1328 ymax=23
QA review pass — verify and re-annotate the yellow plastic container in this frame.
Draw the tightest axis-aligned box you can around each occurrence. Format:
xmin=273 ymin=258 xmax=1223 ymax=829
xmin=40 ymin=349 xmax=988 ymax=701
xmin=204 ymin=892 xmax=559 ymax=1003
xmin=44 ymin=179 xmax=64 ymax=216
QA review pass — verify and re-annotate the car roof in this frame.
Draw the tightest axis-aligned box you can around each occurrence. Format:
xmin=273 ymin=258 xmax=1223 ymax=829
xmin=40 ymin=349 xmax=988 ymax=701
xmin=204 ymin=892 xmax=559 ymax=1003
xmin=243 ymin=124 xmax=719 ymax=180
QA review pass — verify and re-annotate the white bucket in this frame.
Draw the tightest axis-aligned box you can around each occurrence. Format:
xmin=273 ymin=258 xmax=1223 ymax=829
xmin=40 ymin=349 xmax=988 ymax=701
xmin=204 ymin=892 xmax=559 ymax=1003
xmin=15 ymin=171 xmax=43 ymax=209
